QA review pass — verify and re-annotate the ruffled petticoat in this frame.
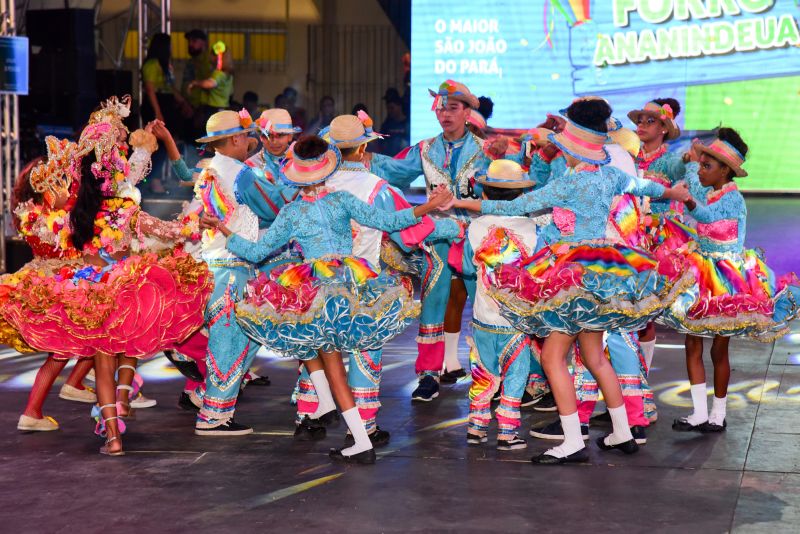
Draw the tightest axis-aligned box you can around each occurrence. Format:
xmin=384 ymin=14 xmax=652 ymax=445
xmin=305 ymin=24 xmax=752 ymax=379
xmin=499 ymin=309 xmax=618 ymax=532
xmin=657 ymin=245 xmax=800 ymax=342
xmin=647 ymin=213 xmax=697 ymax=261
xmin=0 ymin=251 xmax=212 ymax=357
xmin=475 ymin=228 xmax=693 ymax=337
xmin=236 ymin=255 xmax=419 ymax=360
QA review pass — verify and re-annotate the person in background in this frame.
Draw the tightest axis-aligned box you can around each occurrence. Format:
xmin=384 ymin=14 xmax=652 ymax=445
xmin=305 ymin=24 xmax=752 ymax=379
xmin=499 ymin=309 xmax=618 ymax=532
xmin=141 ymin=32 xmax=189 ymax=195
xmin=379 ymin=89 xmax=409 ymax=157
xmin=243 ymin=91 xmax=261 ymax=118
xmin=182 ymin=29 xmax=212 ymax=141
xmin=282 ymin=87 xmax=307 ymax=132
xmin=187 ymin=41 xmax=234 ymax=116
xmin=305 ymin=95 xmax=336 ymax=135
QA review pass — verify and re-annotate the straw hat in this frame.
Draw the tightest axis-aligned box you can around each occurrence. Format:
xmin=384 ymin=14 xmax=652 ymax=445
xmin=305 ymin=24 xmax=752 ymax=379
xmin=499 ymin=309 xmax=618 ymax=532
xmin=467 ymin=109 xmax=487 ymax=131
xmin=549 ymin=119 xmax=610 ymax=165
xmin=429 ymin=79 xmax=480 ymax=110
xmin=607 ymin=117 xmax=641 ymax=158
xmin=280 ymin=142 xmax=341 ymax=186
xmin=627 ymin=101 xmax=680 ymax=141
xmin=256 ymin=108 xmax=302 ymax=136
xmin=321 ymin=111 xmax=383 ymax=149
xmin=196 ymin=110 xmax=257 ymax=143
xmin=693 ymin=138 xmax=748 ymax=177
xmin=476 ymin=159 xmax=536 ymax=189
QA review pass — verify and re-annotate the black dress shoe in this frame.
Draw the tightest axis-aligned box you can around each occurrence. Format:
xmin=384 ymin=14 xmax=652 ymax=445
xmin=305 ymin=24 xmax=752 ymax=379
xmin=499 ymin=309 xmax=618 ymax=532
xmin=178 ymin=392 xmax=199 ymax=412
xmin=329 ymin=447 xmax=377 ymax=465
xmin=248 ymin=376 xmax=271 ymax=386
xmin=345 ymin=427 xmax=391 ymax=448
xmin=531 ymin=449 xmax=589 ymax=465
xmin=699 ymin=419 xmax=727 ymax=433
xmin=596 ymin=435 xmax=639 ymax=454
xmin=440 ymin=368 xmax=467 ymax=384
xmin=310 ymin=409 xmax=341 ymax=429
xmin=672 ymin=417 xmax=703 ymax=432
xmin=163 ymin=350 xmax=204 ymax=382
xmin=590 ymin=410 xmax=612 ymax=423
xmin=294 ymin=417 xmax=327 ymax=441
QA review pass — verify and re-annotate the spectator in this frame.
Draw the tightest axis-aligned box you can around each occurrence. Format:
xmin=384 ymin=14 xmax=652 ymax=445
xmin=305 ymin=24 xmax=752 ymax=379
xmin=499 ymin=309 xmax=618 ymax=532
xmin=281 ymin=87 xmax=307 ymax=132
xmin=275 ymin=93 xmax=289 ymax=110
xmin=378 ymin=91 xmax=409 ymax=156
xmin=305 ymin=95 xmax=335 ymax=135
xmin=187 ymin=41 xmax=235 ymax=116
xmin=141 ymin=32 xmax=189 ymax=194
xmin=182 ymin=29 xmax=212 ymax=140
xmin=242 ymin=91 xmax=260 ymax=117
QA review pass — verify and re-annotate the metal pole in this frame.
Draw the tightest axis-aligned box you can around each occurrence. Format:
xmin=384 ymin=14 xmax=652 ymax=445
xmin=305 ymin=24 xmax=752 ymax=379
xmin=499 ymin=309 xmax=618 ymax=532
xmin=137 ymin=0 xmax=145 ymax=128
xmin=0 ymin=0 xmax=19 ymax=274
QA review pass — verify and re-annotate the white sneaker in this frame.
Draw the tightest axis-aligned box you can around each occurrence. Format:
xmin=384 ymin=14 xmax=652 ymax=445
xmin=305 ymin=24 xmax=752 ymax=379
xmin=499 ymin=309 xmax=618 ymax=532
xmin=130 ymin=394 xmax=157 ymax=409
xmin=18 ymin=414 xmax=59 ymax=432
xmin=59 ymin=384 xmax=97 ymax=403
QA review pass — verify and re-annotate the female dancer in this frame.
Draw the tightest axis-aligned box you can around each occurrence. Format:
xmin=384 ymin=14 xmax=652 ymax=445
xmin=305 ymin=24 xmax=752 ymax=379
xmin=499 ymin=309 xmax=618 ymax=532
xmin=449 ymin=97 xmax=691 ymax=464
xmin=663 ymin=128 xmax=800 ymax=432
xmin=1 ymin=97 xmax=212 ymax=455
xmin=201 ymin=136 xmax=457 ymax=464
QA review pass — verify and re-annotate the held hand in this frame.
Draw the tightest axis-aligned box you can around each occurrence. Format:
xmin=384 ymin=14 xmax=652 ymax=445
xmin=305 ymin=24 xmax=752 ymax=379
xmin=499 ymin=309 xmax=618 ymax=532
xmin=427 ymin=185 xmax=454 ymax=208
xmin=200 ymin=215 xmax=231 ymax=236
xmin=664 ymin=182 xmax=690 ymax=203
xmin=486 ymin=136 xmax=509 ymax=157
xmin=437 ymin=195 xmax=456 ymax=212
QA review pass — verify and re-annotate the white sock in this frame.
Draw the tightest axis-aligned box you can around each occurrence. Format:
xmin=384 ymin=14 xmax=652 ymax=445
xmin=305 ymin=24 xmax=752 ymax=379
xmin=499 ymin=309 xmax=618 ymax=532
xmin=443 ymin=331 xmax=462 ymax=372
xmin=308 ymin=370 xmax=336 ymax=419
xmin=546 ymin=412 xmax=585 ymax=458
xmin=604 ymin=404 xmax=634 ymax=446
xmin=685 ymin=383 xmax=709 ymax=425
xmin=709 ymin=395 xmax=727 ymax=425
xmin=340 ymin=407 xmax=373 ymax=456
xmin=640 ymin=340 xmax=656 ymax=372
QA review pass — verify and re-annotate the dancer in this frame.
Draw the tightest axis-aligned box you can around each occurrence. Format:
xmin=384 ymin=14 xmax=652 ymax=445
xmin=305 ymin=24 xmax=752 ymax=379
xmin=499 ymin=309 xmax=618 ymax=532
xmin=1 ymin=97 xmax=213 ymax=455
xmin=191 ymin=110 xmax=296 ymax=435
xmin=462 ymin=160 xmax=542 ymax=451
xmin=662 ymin=128 xmax=800 ymax=432
xmin=628 ymin=98 xmax=690 ymax=369
xmin=369 ymin=80 xmax=495 ymax=400
xmin=246 ymin=108 xmax=303 ymax=178
xmin=4 ymin=155 xmax=96 ymax=431
xmin=201 ymin=135 xmax=457 ymax=464
xmin=450 ymin=97 xmax=691 ymax=464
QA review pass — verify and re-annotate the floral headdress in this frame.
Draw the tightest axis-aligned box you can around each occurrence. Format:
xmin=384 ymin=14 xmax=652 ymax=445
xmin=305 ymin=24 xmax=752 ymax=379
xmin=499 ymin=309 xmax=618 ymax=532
xmin=28 ymin=136 xmax=81 ymax=207
xmin=76 ymin=96 xmax=134 ymax=196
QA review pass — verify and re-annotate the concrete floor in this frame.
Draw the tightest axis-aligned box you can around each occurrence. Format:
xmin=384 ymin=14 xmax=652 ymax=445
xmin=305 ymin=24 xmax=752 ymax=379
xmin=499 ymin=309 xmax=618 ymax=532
xmin=1 ymin=197 xmax=799 ymax=533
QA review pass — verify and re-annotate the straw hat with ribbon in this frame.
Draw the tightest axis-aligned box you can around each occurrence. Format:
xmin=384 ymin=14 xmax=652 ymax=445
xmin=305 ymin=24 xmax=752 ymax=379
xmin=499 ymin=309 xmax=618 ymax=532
xmin=196 ymin=110 xmax=257 ymax=144
xmin=320 ymin=111 xmax=384 ymax=149
xmin=627 ymin=101 xmax=680 ymax=141
xmin=548 ymin=119 xmax=610 ymax=165
xmin=280 ymin=141 xmax=341 ymax=186
xmin=467 ymin=109 xmax=487 ymax=131
xmin=606 ymin=117 xmax=640 ymax=158
xmin=476 ymin=159 xmax=535 ymax=189
xmin=693 ymin=138 xmax=748 ymax=177
xmin=429 ymin=79 xmax=480 ymax=110
xmin=255 ymin=108 xmax=302 ymax=136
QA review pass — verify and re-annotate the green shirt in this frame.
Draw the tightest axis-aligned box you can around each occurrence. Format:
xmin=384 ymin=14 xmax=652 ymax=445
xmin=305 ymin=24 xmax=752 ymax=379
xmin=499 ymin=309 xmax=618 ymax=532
xmin=183 ymin=56 xmax=214 ymax=107
xmin=142 ymin=58 xmax=172 ymax=94
xmin=207 ymin=70 xmax=233 ymax=109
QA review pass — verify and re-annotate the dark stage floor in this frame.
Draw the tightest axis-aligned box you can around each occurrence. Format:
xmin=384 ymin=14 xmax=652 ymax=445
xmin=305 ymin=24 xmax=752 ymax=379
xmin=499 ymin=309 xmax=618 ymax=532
xmin=1 ymin=197 xmax=800 ymax=533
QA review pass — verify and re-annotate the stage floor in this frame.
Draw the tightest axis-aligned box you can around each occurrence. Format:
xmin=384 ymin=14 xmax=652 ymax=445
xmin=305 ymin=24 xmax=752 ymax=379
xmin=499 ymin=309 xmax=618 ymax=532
xmin=1 ymin=197 xmax=799 ymax=533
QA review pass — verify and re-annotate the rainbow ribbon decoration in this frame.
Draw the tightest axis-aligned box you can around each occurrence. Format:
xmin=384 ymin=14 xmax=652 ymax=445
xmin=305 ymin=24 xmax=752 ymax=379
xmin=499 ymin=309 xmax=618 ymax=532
xmin=609 ymin=194 xmax=642 ymax=247
xmin=195 ymin=171 xmax=234 ymax=223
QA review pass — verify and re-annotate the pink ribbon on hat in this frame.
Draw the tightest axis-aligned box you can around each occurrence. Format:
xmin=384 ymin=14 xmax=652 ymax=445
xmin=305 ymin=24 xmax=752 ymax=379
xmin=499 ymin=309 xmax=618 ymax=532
xmin=560 ymin=126 xmax=604 ymax=151
xmin=291 ymin=158 xmax=331 ymax=173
